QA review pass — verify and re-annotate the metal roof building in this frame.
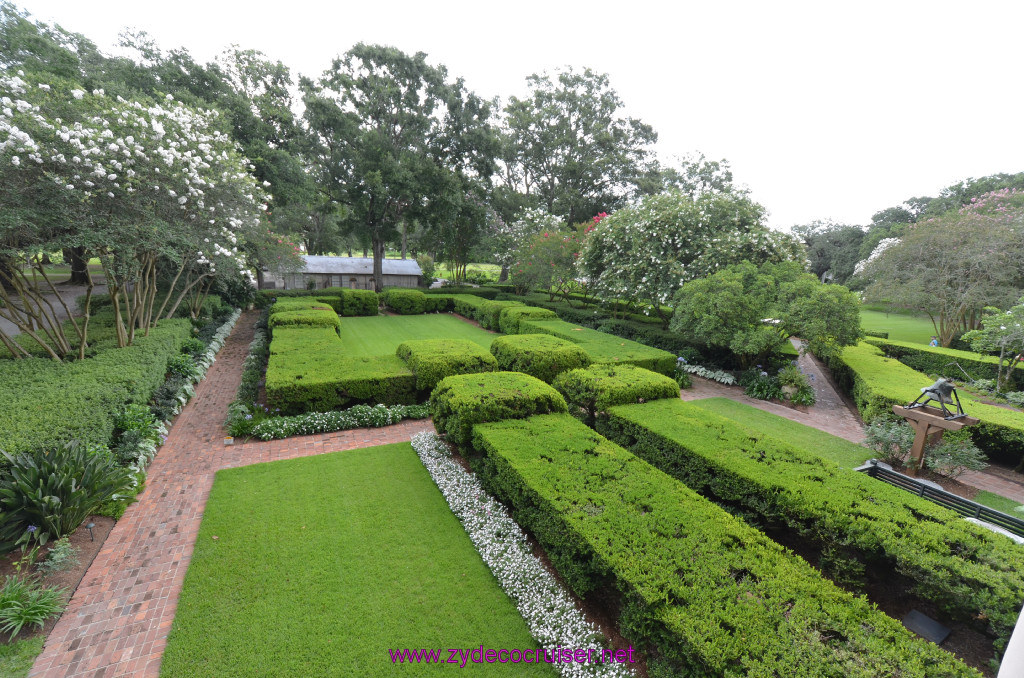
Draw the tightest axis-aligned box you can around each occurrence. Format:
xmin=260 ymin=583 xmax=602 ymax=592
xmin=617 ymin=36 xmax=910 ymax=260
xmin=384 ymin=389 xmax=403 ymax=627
xmin=262 ymin=256 xmax=422 ymax=290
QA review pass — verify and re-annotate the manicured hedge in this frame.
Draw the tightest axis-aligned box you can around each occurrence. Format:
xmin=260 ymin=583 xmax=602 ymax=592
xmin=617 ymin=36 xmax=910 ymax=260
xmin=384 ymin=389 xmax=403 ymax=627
xmin=477 ymin=299 xmax=524 ymax=330
xmin=497 ymin=306 xmax=558 ymax=335
xmin=0 ymin=319 xmax=193 ymax=455
xmin=519 ymin=318 xmax=676 ymax=375
xmin=265 ymin=325 xmax=416 ymax=414
xmin=828 ymin=342 xmax=1024 ymax=466
xmin=866 ymin=337 xmax=1024 ymax=391
xmin=381 ymin=288 xmax=428 ymax=315
xmin=490 ymin=334 xmax=591 ymax=383
xmin=599 ymin=397 xmax=1024 ymax=650
xmin=429 ymin=372 xmax=567 ymax=445
xmin=448 ymin=294 xmax=489 ymax=321
xmin=471 ymin=413 xmax=975 ymax=678
xmin=423 ymin=286 xmax=501 ymax=299
xmin=269 ymin=297 xmax=334 ymax=316
xmin=321 ymin=288 xmax=380 ymax=317
xmin=267 ymin=308 xmax=341 ymax=334
xmin=396 ymin=339 xmax=498 ymax=392
xmin=552 ymin=363 xmax=679 ymax=425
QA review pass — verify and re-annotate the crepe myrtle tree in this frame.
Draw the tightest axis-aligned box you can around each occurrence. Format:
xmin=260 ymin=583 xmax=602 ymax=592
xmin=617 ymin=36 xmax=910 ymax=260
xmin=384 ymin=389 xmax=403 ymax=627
xmin=580 ymin=190 xmax=806 ymax=328
xmin=0 ymin=69 xmax=269 ymax=358
xmin=490 ymin=206 xmax=562 ymax=286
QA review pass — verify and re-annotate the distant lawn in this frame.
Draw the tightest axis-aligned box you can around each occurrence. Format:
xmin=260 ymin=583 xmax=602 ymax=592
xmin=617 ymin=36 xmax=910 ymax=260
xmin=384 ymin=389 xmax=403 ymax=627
xmin=974 ymin=490 xmax=1024 ymax=515
xmin=860 ymin=309 xmax=936 ymax=345
xmin=337 ymin=314 xmax=497 ymax=357
xmin=161 ymin=443 xmax=553 ymax=677
xmin=690 ymin=398 xmax=873 ymax=468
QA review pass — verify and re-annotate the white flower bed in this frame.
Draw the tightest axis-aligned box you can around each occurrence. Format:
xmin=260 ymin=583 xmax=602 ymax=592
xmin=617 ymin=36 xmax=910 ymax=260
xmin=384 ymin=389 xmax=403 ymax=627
xmin=411 ymin=431 xmax=633 ymax=678
xmin=250 ymin=403 xmax=429 ymax=440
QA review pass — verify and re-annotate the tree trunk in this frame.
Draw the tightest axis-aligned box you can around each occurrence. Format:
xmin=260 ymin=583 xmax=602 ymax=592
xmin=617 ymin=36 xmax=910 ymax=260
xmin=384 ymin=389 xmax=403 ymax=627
xmin=401 ymin=222 xmax=408 ymax=259
xmin=40 ymin=252 xmax=52 ymax=265
xmin=66 ymin=247 xmax=89 ymax=285
xmin=499 ymin=265 xmax=509 ymax=283
xmin=372 ymin=238 xmax=386 ymax=293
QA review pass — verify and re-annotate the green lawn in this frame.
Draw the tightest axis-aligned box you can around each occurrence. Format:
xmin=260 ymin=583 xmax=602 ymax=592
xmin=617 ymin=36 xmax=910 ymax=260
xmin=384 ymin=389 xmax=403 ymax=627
xmin=338 ymin=314 xmax=497 ymax=357
xmin=0 ymin=636 xmax=44 ymax=678
xmin=973 ymin=491 xmax=1024 ymax=515
xmin=161 ymin=443 xmax=554 ymax=677
xmin=690 ymin=398 xmax=874 ymax=468
xmin=860 ymin=309 xmax=936 ymax=345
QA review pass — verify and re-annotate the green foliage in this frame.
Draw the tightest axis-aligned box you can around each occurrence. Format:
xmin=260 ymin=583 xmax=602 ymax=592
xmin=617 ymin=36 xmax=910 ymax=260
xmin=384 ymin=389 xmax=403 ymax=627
xmin=396 ymin=339 xmax=498 ymax=392
xmin=429 ymin=372 xmax=568 ymax=445
xmin=267 ymin=308 xmax=341 ymax=333
xmin=553 ymin=364 xmax=678 ymax=425
xmin=867 ymin=336 xmax=1024 ymax=391
xmin=180 ymin=337 xmax=206 ymax=359
xmin=599 ymin=398 xmax=1024 ymax=647
xmin=166 ymin=353 xmax=201 ymax=381
xmin=489 ymin=334 xmax=591 ymax=383
xmin=0 ymin=576 xmax=65 ymax=641
xmin=0 ymin=319 xmax=191 ymax=456
xmin=963 ymin=297 xmax=1024 ymax=392
xmin=864 ymin=419 xmax=916 ymax=468
xmin=423 ymin=286 xmax=501 ymax=299
xmin=828 ymin=342 xmax=1024 ymax=467
xmin=742 ymin=370 xmax=784 ymax=400
xmin=249 ymin=404 xmax=430 ymax=441
xmin=339 ymin=289 xmax=379 ymax=316
xmin=518 ymin=318 xmax=676 ymax=375
xmin=0 ymin=634 xmax=44 ymax=676
xmin=265 ymin=326 xmax=416 ymax=414
xmin=381 ymin=288 xmax=428 ymax=315
xmin=497 ymin=306 xmax=557 ymax=335
xmin=792 ymin=220 xmax=866 ymax=285
xmin=926 ymin=438 xmax=989 ymax=479
xmin=36 ymin=536 xmax=78 ymax=575
xmin=472 ymin=413 xmax=974 ymax=677
xmin=0 ymin=441 xmax=134 ymax=551
xmin=476 ymin=299 xmax=524 ymax=330
xmin=416 ymin=253 xmax=436 ymax=284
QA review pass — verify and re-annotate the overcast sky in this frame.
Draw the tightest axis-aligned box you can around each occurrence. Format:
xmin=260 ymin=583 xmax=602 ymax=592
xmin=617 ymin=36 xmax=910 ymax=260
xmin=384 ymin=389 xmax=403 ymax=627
xmin=17 ymin=0 xmax=1024 ymax=229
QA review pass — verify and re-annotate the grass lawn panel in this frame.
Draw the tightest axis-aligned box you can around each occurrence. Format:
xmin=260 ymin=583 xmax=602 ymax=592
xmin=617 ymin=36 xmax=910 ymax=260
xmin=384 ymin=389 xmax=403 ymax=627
xmin=690 ymin=397 xmax=874 ymax=468
xmin=161 ymin=443 xmax=555 ymax=677
xmin=973 ymin=491 xmax=1024 ymax=515
xmin=336 ymin=315 xmax=497 ymax=357
xmin=0 ymin=636 xmax=44 ymax=678
xmin=860 ymin=308 xmax=937 ymax=344
xmin=518 ymin=318 xmax=675 ymax=375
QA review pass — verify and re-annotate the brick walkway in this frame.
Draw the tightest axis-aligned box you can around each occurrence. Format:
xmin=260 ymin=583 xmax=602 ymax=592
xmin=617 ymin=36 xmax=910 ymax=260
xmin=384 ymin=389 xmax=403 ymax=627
xmin=30 ymin=312 xmax=435 ymax=678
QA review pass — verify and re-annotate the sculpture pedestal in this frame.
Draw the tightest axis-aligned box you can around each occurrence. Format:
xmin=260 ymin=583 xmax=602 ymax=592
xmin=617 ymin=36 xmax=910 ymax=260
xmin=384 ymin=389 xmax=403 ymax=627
xmin=892 ymin=405 xmax=978 ymax=477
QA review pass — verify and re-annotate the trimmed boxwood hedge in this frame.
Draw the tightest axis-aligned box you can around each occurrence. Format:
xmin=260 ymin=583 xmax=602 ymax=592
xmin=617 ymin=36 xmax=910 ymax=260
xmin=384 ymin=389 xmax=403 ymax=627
xmin=265 ymin=325 xmax=416 ymax=413
xmin=828 ymin=342 xmax=1024 ymax=466
xmin=470 ymin=413 xmax=975 ymax=678
xmin=0 ymin=319 xmax=193 ymax=455
xmin=449 ymin=294 xmax=489 ymax=321
xmin=477 ymin=299 xmax=524 ymax=330
xmin=490 ymin=334 xmax=591 ymax=383
xmin=866 ymin=337 xmax=1024 ymax=391
xmin=381 ymin=288 xmax=428 ymax=315
xmin=519 ymin=318 xmax=676 ymax=375
xmin=396 ymin=338 xmax=498 ymax=392
xmin=423 ymin=286 xmax=501 ymax=299
xmin=267 ymin=308 xmax=341 ymax=334
xmin=321 ymin=288 xmax=380 ymax=317
xmin=552 ymin=363 xmax=679 ymax=425
xmin=498 ymin=305 xmax=558 ymax=335
xmin=599 ymin=397 xmax=1024 ymax=650
xmin=429 ymin=372 xmax=567 ymax=445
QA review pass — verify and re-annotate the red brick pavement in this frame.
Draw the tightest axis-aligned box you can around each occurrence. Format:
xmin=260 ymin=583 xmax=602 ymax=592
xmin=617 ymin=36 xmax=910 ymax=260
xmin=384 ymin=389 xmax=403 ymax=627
xmin=30 ymin=312 xmax=435 ymax=678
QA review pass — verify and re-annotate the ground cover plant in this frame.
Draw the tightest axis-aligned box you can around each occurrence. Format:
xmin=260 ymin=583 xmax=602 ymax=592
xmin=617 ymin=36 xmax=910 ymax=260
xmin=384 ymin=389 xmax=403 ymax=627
xmin=160 ymin=443 xmax=556 ymax=677
xmin=829 ymin=342 xmax=1024 ymax=467
xmin=598 ymin=398 xmax=1024 ymax=650
xmin=470 ymin=413 xmax=975 ymax=677
xmin=689 ymin=398 xmax=873 ymax=468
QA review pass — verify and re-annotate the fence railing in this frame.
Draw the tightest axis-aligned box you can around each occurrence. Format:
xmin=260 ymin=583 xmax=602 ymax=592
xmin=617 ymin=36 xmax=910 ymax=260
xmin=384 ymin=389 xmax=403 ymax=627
xmin=856 ymin=461 xmax=1024 ymax=538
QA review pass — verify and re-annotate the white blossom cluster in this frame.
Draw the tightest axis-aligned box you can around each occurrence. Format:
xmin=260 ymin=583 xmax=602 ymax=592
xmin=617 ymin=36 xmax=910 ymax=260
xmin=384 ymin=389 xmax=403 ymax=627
xmin=495 ymin=207 xmax=564 ymax=268
xmin=250 ymin=403 xmax=429 ymax=440
xmin=411 ymin=431 xmax=633 ymax=678
xmin=0 ymin=72 xmax=264 ymax=287
xmin=853 ymin=237 xmax=901 ymax=276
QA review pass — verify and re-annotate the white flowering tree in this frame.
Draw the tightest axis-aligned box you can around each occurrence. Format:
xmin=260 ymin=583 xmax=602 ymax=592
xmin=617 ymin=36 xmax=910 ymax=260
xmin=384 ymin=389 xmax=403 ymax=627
xmin=0 ymin=69 xmax=270 ymax=358
xmin=579 ymin=190 xmax=806 ymax=327
xmin=964 ymin=298 xmax=1024 ymax=392
xmin=491 ymin=207 xmax=562 ymax=281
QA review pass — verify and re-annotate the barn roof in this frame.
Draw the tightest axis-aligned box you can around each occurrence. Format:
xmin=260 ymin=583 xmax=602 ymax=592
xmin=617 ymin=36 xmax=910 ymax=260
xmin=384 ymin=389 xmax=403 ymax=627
xmin=300 ymin=256 xmax=421 ymax=276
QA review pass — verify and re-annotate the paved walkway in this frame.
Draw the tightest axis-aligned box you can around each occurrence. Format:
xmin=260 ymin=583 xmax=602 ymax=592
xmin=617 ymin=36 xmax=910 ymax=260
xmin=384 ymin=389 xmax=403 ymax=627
xmin=30 ymin=311 xmax=435 ymax=678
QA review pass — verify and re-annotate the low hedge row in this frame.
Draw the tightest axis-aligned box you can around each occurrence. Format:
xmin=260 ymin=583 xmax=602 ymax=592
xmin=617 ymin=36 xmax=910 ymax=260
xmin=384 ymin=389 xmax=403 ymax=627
xmin=598 ymin=397 xmax=1024 ymax=649
xmin=489 ymin=334 xmax=591 ymax=383
xmin=470 ymin=413 xmax=974 ymax=677
xmin=429 ymin=372 xmax=567 ymax=445
xmin=477 ymin=299 xmax=525 ymax=330
xmin=552 ymin=364 xmax=679 ymax=425
xmin=0 ymin=319 xmax=193 ymax=455
xmin=321 ymin=288 xmax=379 ymax=316
xmin=265 ymin=326 xmax=416 ymax=413
xmin=381 ymin=288 xmax=428 ymax=315
xmin=267 ymin=308 xmax=341 ymax=334
xmin=497 ymin=306 xmax=558 ymax=335
xmin=423 ymin=286 xmax=501 ymax=299
xmin=518 ymin=318 xmax=676 ymax=375
xmin=828 ymin=342 xmax=1024 ymax=466
xmin=396 ymin=339 xmax=498 ymax=392
xmin=866 ymin=337 xmax=1024 ymax=391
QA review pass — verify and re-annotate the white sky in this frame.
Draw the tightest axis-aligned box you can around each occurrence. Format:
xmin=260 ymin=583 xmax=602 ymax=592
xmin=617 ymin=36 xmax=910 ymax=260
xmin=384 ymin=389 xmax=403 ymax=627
xmin=17 ymin=0 xmax=1024 ymax=229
